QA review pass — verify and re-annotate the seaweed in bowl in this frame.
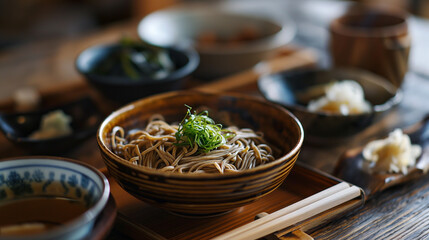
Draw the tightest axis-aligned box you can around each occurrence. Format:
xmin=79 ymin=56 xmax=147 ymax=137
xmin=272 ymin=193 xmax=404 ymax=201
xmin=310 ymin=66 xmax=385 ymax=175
xmin=90 ymin=37 xmax=176 ymax=80
xmin=76 ymin=38 xmax=199 ymax=103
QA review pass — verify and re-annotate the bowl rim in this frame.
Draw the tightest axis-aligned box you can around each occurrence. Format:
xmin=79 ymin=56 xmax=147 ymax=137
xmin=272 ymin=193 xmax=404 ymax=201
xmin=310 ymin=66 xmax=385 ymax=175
xmin=257 ymin=67 xmax=403 ymax=117
xmin=0 ymin=156 xmax=110 ymax=240
xmin=75 ymin=43 xmax=199 ymax=86
xmin=329 ymin=5 xmax=409 ymax=38
xmin=97 ymin=90 xmax=304 ymax=179
xmin=137 ymin=5 xmax=296 ymax=55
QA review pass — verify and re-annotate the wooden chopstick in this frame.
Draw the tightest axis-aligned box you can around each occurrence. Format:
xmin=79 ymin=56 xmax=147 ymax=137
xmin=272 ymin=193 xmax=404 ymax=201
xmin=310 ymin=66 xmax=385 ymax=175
xmin=214 ymin=182 xmax=349 ymax=239
xmin=195 ymin=48 xmax=317 ymax=93
xmin=214 ymin=183 xmax=361 ymax=240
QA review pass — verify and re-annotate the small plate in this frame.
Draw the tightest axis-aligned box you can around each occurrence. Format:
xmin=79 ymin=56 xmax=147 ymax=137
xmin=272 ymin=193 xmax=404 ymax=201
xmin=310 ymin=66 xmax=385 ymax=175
xmin=333 ymin=115 xmax=429 ymax=199
xmin=0 ymin=97 xmax=103 ymax=154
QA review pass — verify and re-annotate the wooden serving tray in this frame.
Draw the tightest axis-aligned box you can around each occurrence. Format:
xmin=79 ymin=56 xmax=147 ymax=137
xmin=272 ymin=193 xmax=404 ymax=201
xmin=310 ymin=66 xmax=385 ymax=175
xmin=104 ymin=163 xmax=364 ymax=240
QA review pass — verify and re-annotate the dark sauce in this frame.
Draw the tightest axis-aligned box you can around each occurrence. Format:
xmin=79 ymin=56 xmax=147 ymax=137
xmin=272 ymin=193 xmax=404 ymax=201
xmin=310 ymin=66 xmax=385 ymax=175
xmin=0 ymin=197 xmax=87 ymax=236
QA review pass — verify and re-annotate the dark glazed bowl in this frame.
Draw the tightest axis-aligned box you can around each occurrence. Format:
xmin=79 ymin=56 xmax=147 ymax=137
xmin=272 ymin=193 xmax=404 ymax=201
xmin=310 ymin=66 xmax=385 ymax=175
xmin=0 ymin=97 xmax=103 ymax=154
xmin=76 ymin=43 xmax=199 ymax=103
xmin=258 ymin=68 xmax=402 ymax=140
xmin=97 ymin=91 xmax=303 ymax=216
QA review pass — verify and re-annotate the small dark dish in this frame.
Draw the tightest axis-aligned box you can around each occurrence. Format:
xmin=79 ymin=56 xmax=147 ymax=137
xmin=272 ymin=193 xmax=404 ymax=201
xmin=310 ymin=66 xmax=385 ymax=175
xmin=258 ymin=68 xmax=402 ymax=140
xmin=76 ymin=42 xmax=199 ymax=103
xmin=334 ymin=115 xmax=429 ymax=199
xmin=0 ymin=97 xmax=103 ymax=154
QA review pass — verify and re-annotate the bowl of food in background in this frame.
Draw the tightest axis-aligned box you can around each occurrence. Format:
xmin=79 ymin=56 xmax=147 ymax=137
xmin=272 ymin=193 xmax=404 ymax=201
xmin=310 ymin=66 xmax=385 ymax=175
xmin=258 ymin=68 xmax=402 ymax=142
xmin=97 ymin=91 xmax=303 ymax=216
xmin=0 ymin=157 xmax=110 ymax=240
xmin=137 ymin=4 xmax=295 ymax=79
xmin=0 ymin=97 xmax=103 ymax=155
xmin=75 ymin=37 xmax=199 ymax=103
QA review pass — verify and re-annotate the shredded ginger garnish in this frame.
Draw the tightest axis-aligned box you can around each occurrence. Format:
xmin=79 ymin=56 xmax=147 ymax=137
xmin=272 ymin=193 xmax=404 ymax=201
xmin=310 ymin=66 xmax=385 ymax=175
xmin=363 ymin=129 xmax=422 ymax=174
xmin=308 ymin=80 xmax=371 ymax=115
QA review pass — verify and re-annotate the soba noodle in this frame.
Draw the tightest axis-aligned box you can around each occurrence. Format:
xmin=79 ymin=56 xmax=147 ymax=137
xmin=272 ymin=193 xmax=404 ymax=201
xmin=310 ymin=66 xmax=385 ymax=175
xmin=110 ymin=115 xmax=275 ymax=173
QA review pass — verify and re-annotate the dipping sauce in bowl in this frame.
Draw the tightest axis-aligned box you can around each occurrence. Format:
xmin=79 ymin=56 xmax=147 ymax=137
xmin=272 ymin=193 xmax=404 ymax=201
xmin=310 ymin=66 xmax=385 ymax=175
xmin=0 ymin=197 xmax=87 ymax=236
xmin=0 ymin=157 xmax=110 ymax=240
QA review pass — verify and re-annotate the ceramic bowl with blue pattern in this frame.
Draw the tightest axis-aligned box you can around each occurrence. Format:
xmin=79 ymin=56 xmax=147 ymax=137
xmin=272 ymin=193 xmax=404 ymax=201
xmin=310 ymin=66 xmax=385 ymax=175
xmin=0 ymin=157 xmax=110 ymax=240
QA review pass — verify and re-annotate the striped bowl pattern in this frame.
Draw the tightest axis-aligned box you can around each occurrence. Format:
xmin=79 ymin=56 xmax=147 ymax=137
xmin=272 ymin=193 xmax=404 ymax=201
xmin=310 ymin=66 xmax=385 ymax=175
xmin=97 ymin=91 xmax=304 ymax=216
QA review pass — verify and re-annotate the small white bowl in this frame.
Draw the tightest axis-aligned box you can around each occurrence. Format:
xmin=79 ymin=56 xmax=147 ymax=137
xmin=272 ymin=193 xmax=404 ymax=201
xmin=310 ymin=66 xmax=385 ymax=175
xmin=138 ymin=3 xmax=296 ymax=79
xmin=0 ymin=157 xmax=110 ymax=240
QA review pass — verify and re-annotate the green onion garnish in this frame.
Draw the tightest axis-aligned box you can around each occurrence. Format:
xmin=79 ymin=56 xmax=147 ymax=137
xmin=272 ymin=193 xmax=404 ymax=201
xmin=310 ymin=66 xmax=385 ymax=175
xmin=175 ymin=106 xmax=231 ymax=152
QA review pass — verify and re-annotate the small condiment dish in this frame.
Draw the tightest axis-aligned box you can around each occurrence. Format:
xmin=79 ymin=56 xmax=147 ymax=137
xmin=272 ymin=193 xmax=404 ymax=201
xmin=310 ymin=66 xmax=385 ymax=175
xmin=334 ymin=115 xmax=429 ymax=198
xmin=0 ymin=97 xmax=103 ymax=154
xmin=258 ymin=68 xmax=402 ymax=141
xmin=76 ymin=41 xmax=199 ymax=103
xmin=0 ymin=156 xmax=110 ymax=240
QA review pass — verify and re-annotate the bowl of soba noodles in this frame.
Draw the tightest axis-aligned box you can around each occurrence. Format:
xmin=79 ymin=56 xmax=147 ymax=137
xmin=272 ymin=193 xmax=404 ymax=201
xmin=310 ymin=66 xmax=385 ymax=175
xmin=97 ymin=91 xmax=303 ymax=216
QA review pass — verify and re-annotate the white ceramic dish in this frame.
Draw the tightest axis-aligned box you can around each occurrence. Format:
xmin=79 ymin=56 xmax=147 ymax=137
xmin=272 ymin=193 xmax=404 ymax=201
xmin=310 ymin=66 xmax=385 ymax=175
xmin=138 ymin=3 xmax=296 ymax=79
xmin=0 ymin=157 xmax=110 ymax=240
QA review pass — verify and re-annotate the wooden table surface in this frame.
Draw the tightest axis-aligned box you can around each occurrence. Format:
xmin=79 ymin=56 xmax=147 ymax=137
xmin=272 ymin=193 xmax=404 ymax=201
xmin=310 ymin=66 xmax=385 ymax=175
xmin=1 ymin=14 xmax=429 ymax=240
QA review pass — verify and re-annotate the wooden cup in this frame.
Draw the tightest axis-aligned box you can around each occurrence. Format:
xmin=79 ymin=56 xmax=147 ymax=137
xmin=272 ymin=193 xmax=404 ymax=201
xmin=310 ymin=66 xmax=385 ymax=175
xmin=329 ymin=6 xmax=410 ymax=88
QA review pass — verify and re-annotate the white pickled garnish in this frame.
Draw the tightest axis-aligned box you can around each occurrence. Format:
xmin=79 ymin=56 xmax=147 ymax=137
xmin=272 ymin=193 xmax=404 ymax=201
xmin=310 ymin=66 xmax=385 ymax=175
xmin=363 ymin=129 xmax=422 ymax=174
xmin=307 ymin=80 xmax=371 ymax=115
xmin=29 ymin=110 xmax=72 ymax=140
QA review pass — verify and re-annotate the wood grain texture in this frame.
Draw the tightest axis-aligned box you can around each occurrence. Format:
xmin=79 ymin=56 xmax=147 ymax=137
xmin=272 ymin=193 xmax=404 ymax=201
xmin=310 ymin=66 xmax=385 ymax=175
xmin=103 ymin=163 xmax=356 ymax=240
xmin=330 ymin=6 xmax=410 ymax=88
xmin=307 ymin=172 xmax=429 ymax=240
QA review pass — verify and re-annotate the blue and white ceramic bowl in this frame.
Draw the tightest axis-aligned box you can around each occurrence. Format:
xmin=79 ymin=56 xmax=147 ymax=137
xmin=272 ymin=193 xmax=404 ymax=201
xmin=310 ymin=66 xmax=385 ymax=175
xmin=0 ymin=157 xmax=110 ymax=240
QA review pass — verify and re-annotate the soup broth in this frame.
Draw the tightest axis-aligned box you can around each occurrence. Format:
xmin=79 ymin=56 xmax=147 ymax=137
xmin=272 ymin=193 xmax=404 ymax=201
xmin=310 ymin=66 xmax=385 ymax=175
xmin=0 ymin=197 xmax=87 ymax=236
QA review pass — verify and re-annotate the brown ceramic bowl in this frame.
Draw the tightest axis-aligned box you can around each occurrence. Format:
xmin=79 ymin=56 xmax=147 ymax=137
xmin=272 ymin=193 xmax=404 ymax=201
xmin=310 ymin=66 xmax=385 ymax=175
xmin=97 ymin=91 xmax=303 ymax=216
